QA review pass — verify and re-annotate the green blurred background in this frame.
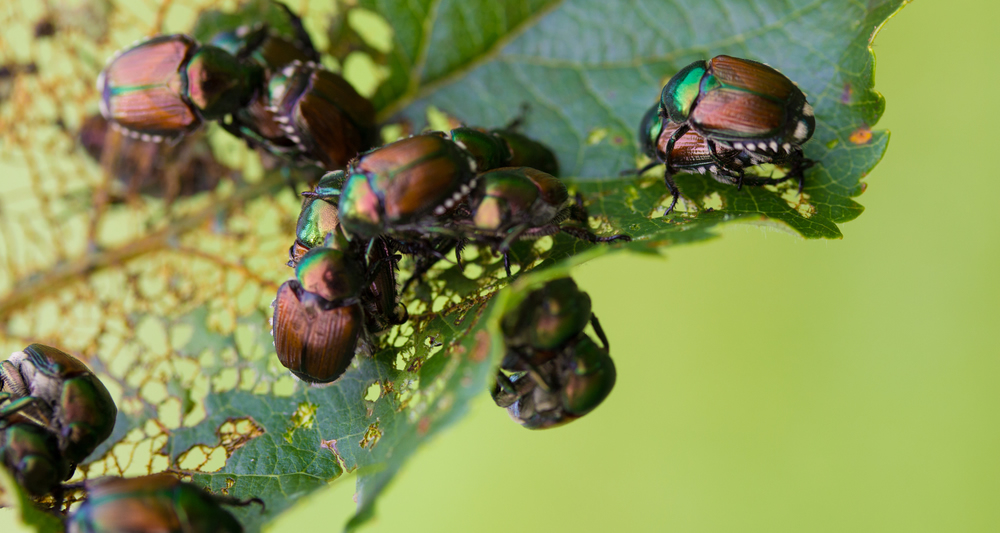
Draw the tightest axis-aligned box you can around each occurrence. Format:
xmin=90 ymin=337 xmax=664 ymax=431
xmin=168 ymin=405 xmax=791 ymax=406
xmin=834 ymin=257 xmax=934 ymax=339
xmin=271 ymin=1 xmax=1000 ymax=531
xmin=5 ymin=0 xmax=1000 ymax=531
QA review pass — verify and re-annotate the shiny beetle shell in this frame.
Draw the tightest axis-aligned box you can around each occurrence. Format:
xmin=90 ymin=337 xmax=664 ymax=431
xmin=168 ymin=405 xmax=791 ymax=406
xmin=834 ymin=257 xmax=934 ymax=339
xmin=493 ymin=335 xmax=616 ymax=430
xmin=490 ymin=130 xmax=560 ymax=176
xmin=639 ymin=103 xmax=746 ymax=180
xmin=1 ymin=344 xmax=118 ymax=465
xmin=79 ymin=113 xmax=226 ymax=200
xmin=67 ymin=474 xmax=243 ymax=533
xmin=469 ymin=167 xmax=568 ymax=233
xmin=196 ymin=2 xmax=324 ymax=160
xmin=448 ymin=127 xmax=511 ymax=172
xmin=98 ymin=35 xmax=261 ymax=140
xmin=267 ymin=61 xmax=378 ymax=169
xmin=339 ymin=134 xmax=478 ymax=239
xmin=272 ymin=248 xmax=366 ymax=383
xmin=660 ymin=55 xmax=815 ymax=149
xmin=0 ymin=422 xmax=72 ymax=497
xmin=500 ymin=277 xmax=592 ymax=352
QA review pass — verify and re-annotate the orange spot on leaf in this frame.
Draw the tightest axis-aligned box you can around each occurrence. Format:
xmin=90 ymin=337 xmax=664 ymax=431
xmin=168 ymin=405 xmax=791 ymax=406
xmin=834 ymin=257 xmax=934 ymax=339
xmin=849 ymin=126 xmax=872 ymax=144
xmin=470 ymin=330 xmax=491 ymax=362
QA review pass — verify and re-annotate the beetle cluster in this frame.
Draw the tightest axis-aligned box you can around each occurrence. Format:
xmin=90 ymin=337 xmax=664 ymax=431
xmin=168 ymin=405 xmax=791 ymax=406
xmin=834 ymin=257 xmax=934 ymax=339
xmin=637 ymin=55 xmax=816 ymax=214
xmin=492 ymin=278 xmax=617 ymax=429
xmin=0 ymin=344 xmax=117 ymax=499
xmin=0 ymin=345 xmax=262 ymax=530
xmin=96 ymin=1 xmax=377 ymax=171
xmin=271 ymin=123 xmax=631 ymax=385
xmin=31 ymin=0 xmax=823 ymax=527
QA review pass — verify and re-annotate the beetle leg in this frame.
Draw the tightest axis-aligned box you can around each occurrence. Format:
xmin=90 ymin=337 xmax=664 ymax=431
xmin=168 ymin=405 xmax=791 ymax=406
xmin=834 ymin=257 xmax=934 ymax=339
xmin=0 ymin=361 xmax=28 ymax=398
xmin=495 ymin=371 xmax=518 ymax=395
xmin=503 ymin=252 xmax=513 ymax=277
xmin=558 ymin=224 xmax=632 ymax=245
xmin=787 ymin=151 xmax=815 ymax=195
xmin=276 ymin=1 xmax=321 ymax=63
xmin=590 ymin=313 xmax=610 ymax=351
xmin=660 ymin=123 xmax=689 ymax=215
xmin=503 ymin=102 xmax=531 ymax=131
xmin=619 ymin=160 xmax=662 ymax=177
xmin=0 ymin=396 xmax=48 ymax=428
xmin=454 ymin=239 xmax=466 ymax=270
xmin=498 ymin=224 xmax=531 ymax=253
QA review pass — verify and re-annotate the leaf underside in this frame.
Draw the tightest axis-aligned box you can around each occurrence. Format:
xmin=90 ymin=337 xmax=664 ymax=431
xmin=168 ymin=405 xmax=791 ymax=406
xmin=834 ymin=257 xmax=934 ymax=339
xmin=0 ymin=0 xmax=904 ymax=530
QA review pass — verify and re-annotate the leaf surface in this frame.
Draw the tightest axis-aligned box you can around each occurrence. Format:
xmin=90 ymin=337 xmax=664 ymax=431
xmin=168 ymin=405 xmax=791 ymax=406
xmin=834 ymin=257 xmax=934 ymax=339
xmin=0 ymin=0 xmax=904 ymax=530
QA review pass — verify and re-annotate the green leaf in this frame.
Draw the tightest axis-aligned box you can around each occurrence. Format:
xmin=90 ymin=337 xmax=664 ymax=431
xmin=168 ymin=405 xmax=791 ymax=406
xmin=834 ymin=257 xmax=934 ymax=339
xmin=0 ymin=0 xmax=904 ymax=531
xmin=0 ymin=466 xmax=64 ymax=533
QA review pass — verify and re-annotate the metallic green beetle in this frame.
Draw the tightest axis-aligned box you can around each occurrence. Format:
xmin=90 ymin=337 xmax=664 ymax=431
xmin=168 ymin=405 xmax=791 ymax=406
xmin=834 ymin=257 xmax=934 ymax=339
xmin=289 ymin=171 xmax=349 ymax=265
xmin=500 ymin=277 xmax=597 ymax=352
xmin=0 ymin=344 xmax=117 ymax=465
xmin=0 ymin=422 xmax=72 ymax=497
xmin=448 ymin=126 xmax=560 ymax=176
xmin=67 ymin=474 xmax=256 ymax=533
xmin=291 ymin=172 xmax=408 ymax=333
xmin=491 ymin=278 xmax=617 ymax=429
xmin=649 ymin=55 xmax=815 ymax=214
xmin=97 ymin=34 xmax=263 ymax=141
xmin=638 ymin=104 xmax=808 ymax=197
xmin=459 ymin=167 xmax=630 ymax=275
xmin=338 ymin=133 xmax=479 ymax=240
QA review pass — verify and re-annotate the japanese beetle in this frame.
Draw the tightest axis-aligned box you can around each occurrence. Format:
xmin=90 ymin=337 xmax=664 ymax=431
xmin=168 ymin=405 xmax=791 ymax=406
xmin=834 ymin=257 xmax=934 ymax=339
xmin=461 ymin=167 xmax=631 ymax=275
xmin=264 ymin=60 xmax=378 ymax=169
xmin=338 ymin=134 xmax=479 ymax=240
xmin=491 ymin=129 xmax=560 ymax=176
xmin=79 ymin=113 xmax=227 ymax=202
xmin=448 ymin=126 xmax=560 ymax=177
xmin=291 ymin=173 xmax=407 ymax=332
xmin=97 ymin=34 xmax=263 ymax=141
xmin=194 ymin=1 xmax=340 ymax=165
xmin=649 ymin=55 xmax=815 ymax=214
xmin=271 ymin=247 xmax=368 ymax=383
xmin=491 ymin=278 xmax=616 ymax=429
xmin=493 ymin=335 xmax=616 ymax=429
xmin=0 ymin=422 xmax=71 ymax=498
xmin=289 ymin=172 xmax=348 ymax=265
xmin=1 ymin=344 xmax=117 ymax=465
xmin=192 ymin=1 xmax=320 ymax=70
xmin=67 ymin=474 xmax=255 ymax=533
xmin=500 ymin=277 xmax=596 ymax=352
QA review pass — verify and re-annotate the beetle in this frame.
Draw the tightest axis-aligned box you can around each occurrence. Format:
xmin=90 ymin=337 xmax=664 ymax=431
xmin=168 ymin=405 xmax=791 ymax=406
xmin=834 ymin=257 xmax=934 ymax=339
xmin=491 ymin=278 xmax=616 ymax=429
xmin=637 ymin=103 xmax=808 ymax=202
xmin=493 ymin=335 xmax=617 ymax=429
xmin=458 ymin=167 xmax=631 ymax=275
xmin=447 ymin=126 xmax=561 ymax=177
xmin=193 ymin=1 xmax=344 ymax=165
xmin=0 ymin=422 xmax=72 ymax=498
xmin=97 ymin=34 xmax=263 ymax=141
xmin=289 ymin=172 xmax=348 ymax=265
xmin=67 ymin=474 xmax=259 ymax=533
xmin=338 ymin=133 xmax=480 ymax=240
xmin=0 ymin=344 xmax=117 ymax=465
xmin=264 ymin=60 xmax=379 ymax=169
xmin=79 ymin=113 xmax=228 ymax=202
xmin=271 ymin=247 xmax=368 ymax=383
xmin=291 ymin=172 xmax=408 ymax=332
xmin=192 ymin=1 xmax=320 ymax=70
xmin=647 ymin=55 xmax=815 ymax=214
xmin=499 ymin=277 xmax=600 ymax=352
